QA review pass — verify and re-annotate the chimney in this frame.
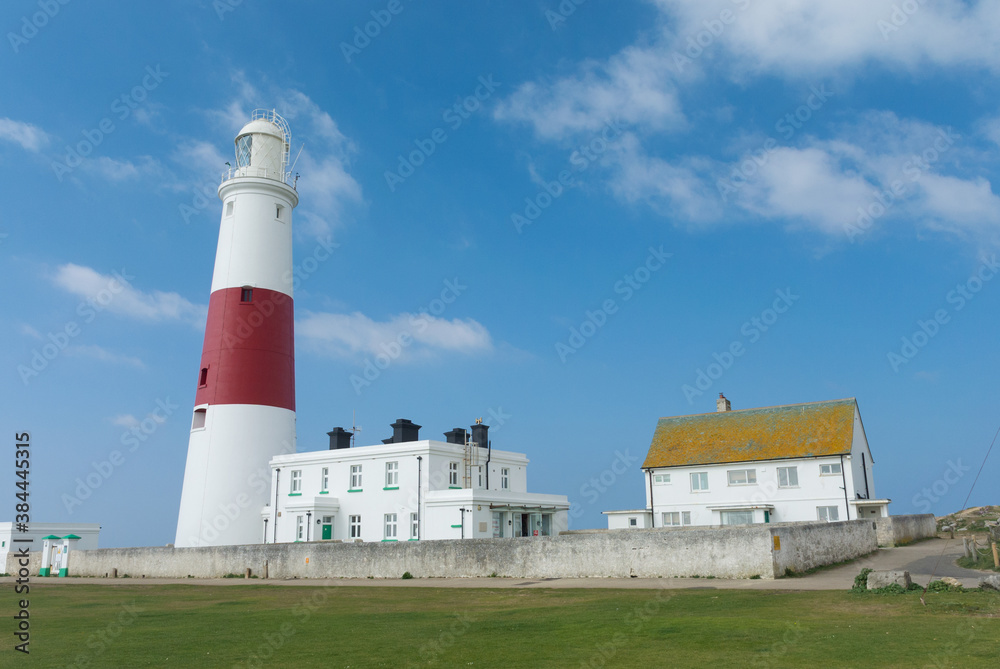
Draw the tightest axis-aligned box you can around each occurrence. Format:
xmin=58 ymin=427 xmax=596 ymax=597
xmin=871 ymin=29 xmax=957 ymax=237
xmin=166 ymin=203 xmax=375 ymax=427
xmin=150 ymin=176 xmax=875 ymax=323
xmin=717 ymin=393 xmax=731 ymax=412
xmin=327 ymin=427 xmax=353 ymax=450
xmin=470 ymin=419 xmax=489 ymax=449
xmin=382 ymin=418 xmax=421 ymax=444
xmin=443 ymin=428 xmax=468 ymax=445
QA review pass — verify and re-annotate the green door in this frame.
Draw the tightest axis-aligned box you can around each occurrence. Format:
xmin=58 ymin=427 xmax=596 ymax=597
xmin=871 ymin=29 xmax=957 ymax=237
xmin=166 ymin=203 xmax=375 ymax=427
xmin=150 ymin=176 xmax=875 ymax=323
xmin=321 ymin=516 xmax=333 ymax=540
xmin=764 ymin=510 xmax=770 ymax=523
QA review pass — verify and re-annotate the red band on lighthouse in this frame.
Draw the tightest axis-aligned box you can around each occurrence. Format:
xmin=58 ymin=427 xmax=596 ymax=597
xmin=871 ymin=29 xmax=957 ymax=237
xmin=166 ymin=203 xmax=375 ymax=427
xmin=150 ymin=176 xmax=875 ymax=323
xmin=195 ymin=286 xmax=295 ymax=411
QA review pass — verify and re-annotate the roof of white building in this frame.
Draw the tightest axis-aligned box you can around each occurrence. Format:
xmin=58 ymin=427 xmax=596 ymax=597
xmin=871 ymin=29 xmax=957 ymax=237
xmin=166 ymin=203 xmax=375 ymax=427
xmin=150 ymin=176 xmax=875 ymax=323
xmin=642 ymin=398 xmax=859 ymax=468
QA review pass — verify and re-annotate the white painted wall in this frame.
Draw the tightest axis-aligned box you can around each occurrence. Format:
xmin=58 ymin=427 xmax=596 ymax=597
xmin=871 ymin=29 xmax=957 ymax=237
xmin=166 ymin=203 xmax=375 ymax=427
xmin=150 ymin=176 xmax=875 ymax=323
xmin=212 ymin=180 xmax=298 ymax=296
xmin=175 ymin=404 xmax=295 ymax=547
xmin=603 ymin=511 xmax=652 ymax=529
xmin=850 ymin=405 xmax=876 ymax=502
xmin=264 ymin=440 xmax=568 ymax=544
xmin=642 ymin=455 xmax=858 ymax=527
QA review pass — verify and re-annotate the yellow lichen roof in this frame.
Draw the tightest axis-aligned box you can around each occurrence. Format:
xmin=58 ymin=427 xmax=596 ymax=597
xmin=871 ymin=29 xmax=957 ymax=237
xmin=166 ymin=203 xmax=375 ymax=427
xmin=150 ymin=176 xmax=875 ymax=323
xmin=642 ymin=398 xmax=857 ymax=469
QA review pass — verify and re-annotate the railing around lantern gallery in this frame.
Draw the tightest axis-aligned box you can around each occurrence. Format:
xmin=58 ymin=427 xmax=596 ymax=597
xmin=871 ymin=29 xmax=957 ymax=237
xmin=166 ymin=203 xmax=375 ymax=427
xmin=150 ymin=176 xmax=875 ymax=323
xmin=220 ymin=166 xmax=297 ymax=189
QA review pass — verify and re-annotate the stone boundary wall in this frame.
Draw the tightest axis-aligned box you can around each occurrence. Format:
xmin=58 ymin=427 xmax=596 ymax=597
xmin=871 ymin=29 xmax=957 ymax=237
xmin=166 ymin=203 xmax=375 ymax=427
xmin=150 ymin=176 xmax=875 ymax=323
xmin=770 ymin=519 xmax=876 ymax=576
xmin=61 ymin=527 xmax=775 ymax=580
xmin=874 ymin=514 xmax=937 ymax=547
xmin=8 ymin=519 xmax=896 ymax=581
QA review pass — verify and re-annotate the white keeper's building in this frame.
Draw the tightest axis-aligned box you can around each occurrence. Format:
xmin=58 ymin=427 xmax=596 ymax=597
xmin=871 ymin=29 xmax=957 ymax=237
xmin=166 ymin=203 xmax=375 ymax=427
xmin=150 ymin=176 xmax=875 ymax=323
xmin=604 ymin=395 xmax=890 ymax=530
xmin=262 ymin=419 xmax=570 ymax=544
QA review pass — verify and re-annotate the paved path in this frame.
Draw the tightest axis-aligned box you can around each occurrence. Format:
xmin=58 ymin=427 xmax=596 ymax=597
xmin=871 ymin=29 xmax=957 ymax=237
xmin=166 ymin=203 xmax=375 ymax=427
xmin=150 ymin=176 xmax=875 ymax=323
xmin=18 ymin=537 xmax=994 ymax=591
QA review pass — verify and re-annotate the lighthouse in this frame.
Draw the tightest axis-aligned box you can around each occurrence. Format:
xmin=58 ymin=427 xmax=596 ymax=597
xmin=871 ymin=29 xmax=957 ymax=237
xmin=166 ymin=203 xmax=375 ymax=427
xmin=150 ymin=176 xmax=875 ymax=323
xmin=175 ymin=110 xmax=298 ymax=547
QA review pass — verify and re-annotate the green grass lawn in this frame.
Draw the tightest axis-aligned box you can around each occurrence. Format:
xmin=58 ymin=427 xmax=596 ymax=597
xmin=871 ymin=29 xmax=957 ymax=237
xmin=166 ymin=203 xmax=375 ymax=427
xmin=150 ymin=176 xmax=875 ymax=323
xmin=5 ymin=583 xmax=999 ymax=668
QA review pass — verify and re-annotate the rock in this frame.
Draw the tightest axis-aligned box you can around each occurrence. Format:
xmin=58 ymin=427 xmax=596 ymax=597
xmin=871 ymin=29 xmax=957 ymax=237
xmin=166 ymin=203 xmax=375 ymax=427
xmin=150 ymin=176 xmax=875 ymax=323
xmin=979 ymin=574 xmax=1000 ymax=591
xmin=867 ymin=570 xmax=911 ymax=590
xmin=940 ymin=577 xmax=962 ymax=588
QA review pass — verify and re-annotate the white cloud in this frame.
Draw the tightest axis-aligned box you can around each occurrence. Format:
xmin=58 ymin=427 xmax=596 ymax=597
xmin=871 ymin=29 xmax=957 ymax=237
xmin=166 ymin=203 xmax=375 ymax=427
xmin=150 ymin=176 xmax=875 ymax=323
xmin=495 ymin=45 xmax=684 ymax=140
xmin=66 ymin=345 xmax=145 ymax=369
xmin=111 ymin=414 xmax=139 ymax=427
xmin=718 ymin=114 xmax=1000 ymax=240
xmin=918 ymin=175 xmax=1000 ymax=232
xmin=734 ymin=146 xmax=875 ymax=234
xmin=297 ymin=311 xmax=493 ymax=362
xmin=172 ymin=140 xmax=229 ymax=174
xmin=111 ymin=408 xmax=166 ymax=428
xmin=493 ymin=2 xmax=1000 ymax=246
xmin=0 ymin=117 xmax=50 ymax=152
xmin=981 ymin=116 xmax=1000 ymax=149
xmin=608 ymin=134 xmax=722 ymax=223
xmin=19 ymin=323 xmax=42 ymax=340
xmin=52 ymin=264 xmax=206 ymax=326
xmin=84 ymin=155 xmax=162 ymax=182
xmin=661 ymin=0 xmax=1000 ymax=74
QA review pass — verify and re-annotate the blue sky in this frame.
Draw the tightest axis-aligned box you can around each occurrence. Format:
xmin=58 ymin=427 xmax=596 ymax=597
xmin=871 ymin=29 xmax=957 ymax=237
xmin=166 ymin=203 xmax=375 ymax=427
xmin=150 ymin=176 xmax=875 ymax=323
xmin=2 ymin=1 xmax=998 ymax=548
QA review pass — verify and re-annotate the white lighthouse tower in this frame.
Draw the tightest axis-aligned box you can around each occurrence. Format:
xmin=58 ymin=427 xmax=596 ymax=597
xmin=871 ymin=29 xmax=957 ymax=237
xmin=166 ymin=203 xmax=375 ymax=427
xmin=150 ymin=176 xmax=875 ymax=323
xmin=175 ymin=110 xmax=298 ymax=547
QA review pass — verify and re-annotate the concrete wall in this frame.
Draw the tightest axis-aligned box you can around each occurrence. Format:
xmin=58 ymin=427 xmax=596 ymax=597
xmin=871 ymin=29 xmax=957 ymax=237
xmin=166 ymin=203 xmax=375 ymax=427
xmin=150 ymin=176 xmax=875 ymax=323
xmin=52 ymin=527 xmax=774 ymax=580
xmin=8 ymin=519 xmax=892 ymax=581
xmin=874 ymin=514 xmax=937 ymax=547
xmin=769 ymin=519 xmax=876 ymax=576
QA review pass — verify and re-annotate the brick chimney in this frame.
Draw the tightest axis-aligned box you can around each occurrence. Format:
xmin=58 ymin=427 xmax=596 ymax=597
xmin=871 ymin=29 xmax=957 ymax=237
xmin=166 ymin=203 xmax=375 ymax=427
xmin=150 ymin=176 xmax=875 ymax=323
xmin=717 ymin=393 xmax=731 ymax=412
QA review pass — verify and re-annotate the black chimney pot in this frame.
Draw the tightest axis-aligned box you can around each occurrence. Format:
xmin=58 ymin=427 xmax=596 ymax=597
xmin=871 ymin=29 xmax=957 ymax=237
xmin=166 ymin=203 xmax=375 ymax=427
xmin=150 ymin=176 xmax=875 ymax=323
xmin=443 ymin=428 xmax=468 ymax=444
xmin=470 ymin=422 xmax=489 ymax=449
xmin=327 ymin=427 xmax=353 ymax=450
xmin=382 ymin=418 xmax=422 ymax=444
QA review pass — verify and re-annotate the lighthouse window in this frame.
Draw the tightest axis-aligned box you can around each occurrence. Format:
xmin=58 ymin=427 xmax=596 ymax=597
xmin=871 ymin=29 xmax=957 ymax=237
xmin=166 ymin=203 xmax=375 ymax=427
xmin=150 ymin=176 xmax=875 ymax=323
xmin=240 ymin=287 xmax=253 ymax=303
xmin=275 ymin=204 xmax=284 ymax=221
xmin=236 ymin=135 xmax=252 ymax=167
xmin=199 ymin=367 xmax=208 ymax=387
xmin=225 ymin=201 xmax=234 ymax=216
xmin=191 ymin=409 xmax=206 ymax=430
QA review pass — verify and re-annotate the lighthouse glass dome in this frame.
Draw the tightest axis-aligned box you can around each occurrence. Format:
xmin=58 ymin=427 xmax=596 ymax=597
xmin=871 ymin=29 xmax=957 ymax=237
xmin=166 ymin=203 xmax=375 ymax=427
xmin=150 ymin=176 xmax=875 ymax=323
xmin=226 ymin=110 xmax=293 ymax=185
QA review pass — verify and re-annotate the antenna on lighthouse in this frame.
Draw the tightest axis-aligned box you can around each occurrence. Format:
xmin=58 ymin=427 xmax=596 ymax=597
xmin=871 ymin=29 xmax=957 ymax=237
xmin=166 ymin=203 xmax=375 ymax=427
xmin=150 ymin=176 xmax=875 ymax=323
xmin=290 ymin=144 xmax=305 ymax=173
xmin=351 ymin=410 xmax=362 ymax=448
